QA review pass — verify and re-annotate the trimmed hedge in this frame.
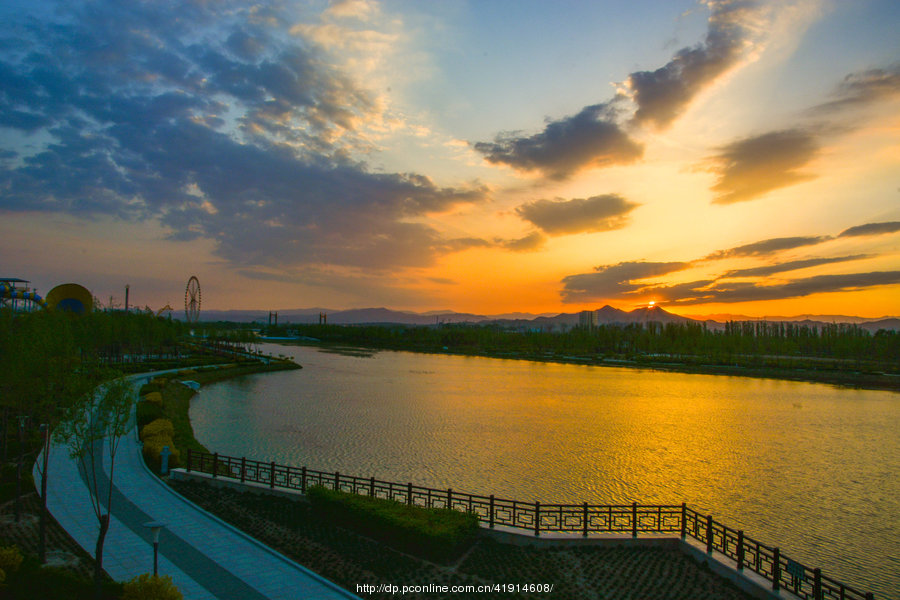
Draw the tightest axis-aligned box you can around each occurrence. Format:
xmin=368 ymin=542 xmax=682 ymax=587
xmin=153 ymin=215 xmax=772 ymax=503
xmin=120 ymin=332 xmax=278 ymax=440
xmin=305 ymin=485 xmax=479 ymax=562
xmin=122 ymin=574 xmax=183 ymax=600
xmin=142 ymin=392 xmax=163 ymax=405
xmin=136 ymin=400 xmax=164 ymax=431
xmin=141 ymin=419 xmax=174 ymax=440
xmin=140 ymin=418 xmax=180 ymax=473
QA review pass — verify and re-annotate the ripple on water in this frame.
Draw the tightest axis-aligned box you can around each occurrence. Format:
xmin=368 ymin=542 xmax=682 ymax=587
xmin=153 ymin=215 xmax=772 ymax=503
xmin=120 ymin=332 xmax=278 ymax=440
xmin=190 ymin=344 xmax=900 ymax=600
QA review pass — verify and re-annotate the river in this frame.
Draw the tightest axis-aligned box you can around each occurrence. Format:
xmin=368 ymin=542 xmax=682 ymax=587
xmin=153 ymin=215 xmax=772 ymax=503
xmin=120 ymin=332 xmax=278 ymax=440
xmin=190 ymin=343 xmax=899 ymax=598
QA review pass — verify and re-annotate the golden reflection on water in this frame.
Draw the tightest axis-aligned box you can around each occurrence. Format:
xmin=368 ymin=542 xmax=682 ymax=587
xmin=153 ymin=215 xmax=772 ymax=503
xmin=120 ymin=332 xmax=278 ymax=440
xmin=191 ymin=344 xmax=899 ymax=599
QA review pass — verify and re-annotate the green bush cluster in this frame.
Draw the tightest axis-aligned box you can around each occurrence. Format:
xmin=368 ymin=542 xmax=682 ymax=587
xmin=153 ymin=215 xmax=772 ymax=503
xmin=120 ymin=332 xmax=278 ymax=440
xmin=140 ymin=418 xmax=180 ymax=473
xmin=142 ymin=392 xmax=163 ymax=405
xmin=0 ymin=547 xmax=122 ymax=599
xmin=0 ymin=544 xmax=23 ymax=583
xmin=138 ymin=383 xmax=159 ymax=396
xmin=121 ymin=574 xmax=183 ymax=600
xmin=136 ymin=390 xmax=165 ymax=431
xmin=306 ymin=485 xmax=479 ymax=562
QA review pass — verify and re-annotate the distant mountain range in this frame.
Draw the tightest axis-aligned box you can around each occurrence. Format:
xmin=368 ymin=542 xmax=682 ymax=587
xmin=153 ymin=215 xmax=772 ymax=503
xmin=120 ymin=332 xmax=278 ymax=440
xmin=197 ymin=305 xmax=900 ymax=332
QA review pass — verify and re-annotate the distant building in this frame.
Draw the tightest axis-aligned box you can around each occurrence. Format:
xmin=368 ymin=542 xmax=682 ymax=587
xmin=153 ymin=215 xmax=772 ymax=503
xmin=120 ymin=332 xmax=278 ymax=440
xmin=579 ymin=310 xmax=595 ymax=329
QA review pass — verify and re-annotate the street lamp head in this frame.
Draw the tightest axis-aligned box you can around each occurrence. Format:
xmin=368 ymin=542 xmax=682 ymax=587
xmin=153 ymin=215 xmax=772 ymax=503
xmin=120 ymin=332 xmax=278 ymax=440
xmin=143 ymin=521 xmax=166 ymax=543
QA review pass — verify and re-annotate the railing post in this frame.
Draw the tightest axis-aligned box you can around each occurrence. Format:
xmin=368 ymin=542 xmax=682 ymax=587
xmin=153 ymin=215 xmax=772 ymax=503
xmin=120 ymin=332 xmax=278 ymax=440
xmin=212 ymin=453 xmax=218 ymax=479
xmin=269 ymin=461 xmax=275 ymax=489
xmin=680 ymin=503 xmax=686 ymax=539
xmin=583 ymin=502 xmax=588 ymax=537
xmin=407 ymin=482 xmax=413 ymax=506
xmin=813 ymin=568 xmax=822 ymax=600
xmin=240 ymin=457 xmax=246 ymax=483
xmin=186 ymin=449 xmax=192 ymax=472
xmin=447 ymin=488 xmax=452 ymax=509
xmin=736 ymin=530 xmax=745 ymax=571
xmin=534 ymin=501 xmax=541 ymax=537
xmin=335 ymin=471 xmax=340 ymax=491
xmin=489 ymin=495 xmax=495 ymax=528
xmin=301 ymin=466 xmax=307 ymax=494
xmin=772 ymin=547 xmax=781 ymax=591
xmin=706 ymin=515 xmax=713 ymax=554
xmin=370 ymin=476 xmax=375 ymax=497
xmin=632 ymin=502 xmax=637 ymax=538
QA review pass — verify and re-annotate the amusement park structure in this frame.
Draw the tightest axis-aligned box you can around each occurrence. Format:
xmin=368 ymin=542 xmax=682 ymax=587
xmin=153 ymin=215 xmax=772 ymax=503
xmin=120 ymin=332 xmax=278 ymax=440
xmin=4 ymin=275 xmax=201 ymax=320
xmin=185 ymin=276 xmax=201 ymax=323
xmin=1 ymin=278 xmax=48 ymax=311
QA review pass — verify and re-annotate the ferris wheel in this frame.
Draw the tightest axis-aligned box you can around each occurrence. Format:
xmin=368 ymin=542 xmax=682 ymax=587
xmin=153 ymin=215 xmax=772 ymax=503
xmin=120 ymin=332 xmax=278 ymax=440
xmin=185 ymin=276 xmax=201 ymax=323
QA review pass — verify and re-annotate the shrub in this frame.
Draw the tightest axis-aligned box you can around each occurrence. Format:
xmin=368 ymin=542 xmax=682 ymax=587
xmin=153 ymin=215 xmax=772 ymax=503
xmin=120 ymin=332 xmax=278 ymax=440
xmin=138 ymin=383 xmax=160 ymax=396
xmin=136 ymin=401 xmax=165 ymax=431
xmin=122 ymin=574 xmax=183 ymax=600
xmin=306 ymin=485 xmax=479 ymax=562
xmin=0 ymin=545 xmax=23 ymax=583
xmin=141 ymin=419 xmax=180 ymax=473
xmin=142 ymin=438 xmax=181 ymax=473
xmin=141 ymin=419 xmax=174 ymax=441
xmin=142 ymin=391 xmax=163 ymax=405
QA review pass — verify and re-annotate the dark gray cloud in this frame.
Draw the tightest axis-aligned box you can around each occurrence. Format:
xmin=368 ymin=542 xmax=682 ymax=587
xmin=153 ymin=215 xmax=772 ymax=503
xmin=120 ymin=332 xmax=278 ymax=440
xmin=813 ymin=64 xmax=900 ymax=114
xmin=721 ymin=255 xmax=870 ymax=278
xmin=704 ymin=129 xmax=820 ymax=204
xmin=472 ymin=102 xmax=643 ymax=180
xmin=515 ymin=194 xmax=640 ymax=235
xmin=561 ymin=261 xmax=691 ymax=302
xmin=627 ymin=0 xmax=762 ymax=129
xmin=0 ymin=0 xmax=487 ymax=272
xmin=643 ymin=271 xmax=900 ymax=305
xmin=562 ymin=263 xmax=900 ymax=305
xmin=700 ymin=62 xmax=900 ymax=206
xmin=472 ymin=2 xmax=765 ymax=179
xmin=838 ymin=221 xmax=900 ymax=238
xmin=705 ymin=235 xmax=831 ymax=260
xmin=498 ymin=231 xmax=547 ymax=253
xmin=560 ymin=220 xmax=898 ymax=304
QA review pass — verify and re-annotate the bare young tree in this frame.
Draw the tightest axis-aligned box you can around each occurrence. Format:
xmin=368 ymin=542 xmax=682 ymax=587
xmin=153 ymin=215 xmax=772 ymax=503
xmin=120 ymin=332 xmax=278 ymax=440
xmin=55 ymin=374 xmax=136 ymax=599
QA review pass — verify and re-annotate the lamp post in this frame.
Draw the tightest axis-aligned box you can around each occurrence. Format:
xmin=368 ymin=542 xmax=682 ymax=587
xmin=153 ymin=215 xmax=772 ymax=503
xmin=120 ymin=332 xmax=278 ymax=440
xmin=15 ymin=415 xmax=28 ymax=523
xmin=143 ymin=521 xmax=166 ymax=576
xmin=39 ymin=423 xmax=50 ymax=563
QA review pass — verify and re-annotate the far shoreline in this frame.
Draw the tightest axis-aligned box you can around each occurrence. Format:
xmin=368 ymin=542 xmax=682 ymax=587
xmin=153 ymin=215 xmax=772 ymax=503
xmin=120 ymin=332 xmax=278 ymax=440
xmin=265 ymin=339 xmax=900 ymax=393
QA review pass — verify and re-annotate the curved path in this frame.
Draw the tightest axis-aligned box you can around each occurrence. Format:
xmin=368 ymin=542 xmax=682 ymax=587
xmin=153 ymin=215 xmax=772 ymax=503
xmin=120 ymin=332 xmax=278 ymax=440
xmin=35 ymin=372 xmax=359 ymax=600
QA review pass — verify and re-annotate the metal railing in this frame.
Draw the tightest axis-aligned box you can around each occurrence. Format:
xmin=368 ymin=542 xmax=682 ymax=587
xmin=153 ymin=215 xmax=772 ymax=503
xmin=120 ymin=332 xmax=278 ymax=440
xmin=185 ymin=449 xmax=874 ymax=600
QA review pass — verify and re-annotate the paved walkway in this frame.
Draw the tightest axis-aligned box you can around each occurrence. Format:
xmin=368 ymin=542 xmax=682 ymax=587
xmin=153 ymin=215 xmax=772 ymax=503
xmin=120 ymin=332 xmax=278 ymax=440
xmin=35 ymin=372 xmax=360 ymax=600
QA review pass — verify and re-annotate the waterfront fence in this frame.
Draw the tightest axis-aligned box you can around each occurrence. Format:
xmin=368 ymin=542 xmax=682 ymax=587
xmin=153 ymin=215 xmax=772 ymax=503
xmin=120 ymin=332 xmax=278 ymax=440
xmin=185 ymin=449 xmax=874 ymax=600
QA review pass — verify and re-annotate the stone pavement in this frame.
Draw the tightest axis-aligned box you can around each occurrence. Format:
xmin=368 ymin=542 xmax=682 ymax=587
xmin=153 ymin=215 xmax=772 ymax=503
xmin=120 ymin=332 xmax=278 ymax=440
xmin=35 ymin=372 xmax=360 ymax=600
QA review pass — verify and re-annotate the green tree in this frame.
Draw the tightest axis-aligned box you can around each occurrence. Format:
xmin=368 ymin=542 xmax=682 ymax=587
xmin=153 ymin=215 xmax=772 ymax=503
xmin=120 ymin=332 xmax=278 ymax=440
xmin=55 ymin=374 xmax=136 ymax=600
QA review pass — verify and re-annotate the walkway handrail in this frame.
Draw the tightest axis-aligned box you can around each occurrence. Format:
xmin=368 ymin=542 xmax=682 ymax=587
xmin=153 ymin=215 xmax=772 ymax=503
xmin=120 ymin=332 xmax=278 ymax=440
xmin=184 ymin=449 xmax=874 ymax=600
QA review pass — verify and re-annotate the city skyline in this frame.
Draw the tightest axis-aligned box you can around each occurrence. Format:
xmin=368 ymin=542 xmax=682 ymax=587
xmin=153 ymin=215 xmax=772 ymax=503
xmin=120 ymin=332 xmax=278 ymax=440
xmin=1 ymin=0 xmax=899 ymax=316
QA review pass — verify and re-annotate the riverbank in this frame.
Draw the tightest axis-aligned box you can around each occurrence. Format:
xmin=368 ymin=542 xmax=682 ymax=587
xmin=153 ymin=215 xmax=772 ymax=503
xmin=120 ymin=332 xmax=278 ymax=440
xmin=144 ymin=359 xmax=301 ymax=456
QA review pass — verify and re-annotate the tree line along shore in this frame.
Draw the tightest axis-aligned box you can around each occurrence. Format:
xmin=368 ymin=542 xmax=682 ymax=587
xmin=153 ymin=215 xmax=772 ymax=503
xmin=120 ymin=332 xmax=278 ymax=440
xmin=262 ymin=321 xmax=900 ymax=391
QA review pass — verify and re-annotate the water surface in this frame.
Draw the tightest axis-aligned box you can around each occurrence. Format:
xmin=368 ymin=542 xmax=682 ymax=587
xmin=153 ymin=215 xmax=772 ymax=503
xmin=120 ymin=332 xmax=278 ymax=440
xmin=190 ymin=343 xmax=899 ymax=598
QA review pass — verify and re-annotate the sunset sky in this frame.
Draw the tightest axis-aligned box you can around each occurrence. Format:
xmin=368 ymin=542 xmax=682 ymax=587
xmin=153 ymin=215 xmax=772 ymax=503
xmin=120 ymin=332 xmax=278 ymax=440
xmin=1 ymin=0 xmax=899 ymax=317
